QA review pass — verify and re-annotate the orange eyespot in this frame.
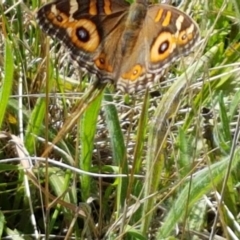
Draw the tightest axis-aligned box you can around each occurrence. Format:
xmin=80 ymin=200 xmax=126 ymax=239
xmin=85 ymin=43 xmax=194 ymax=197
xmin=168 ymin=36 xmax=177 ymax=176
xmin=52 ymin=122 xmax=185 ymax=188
xmin=177 ymin=30 xmax=192 ymax=45
xmin=150 ymin=32 xmax=176 ymax=62
xmin=94 ymin=54 xmax=113 ymax=72
xmin=177 ymin=23 xmax=194 ymax=45
xmin=121 ymin=65 xmax=143 ymax=81
xmin=69 ymin=19 xmax=100 ymax=52
xmin=47 ymin=11 xmax=69 ymax=26
xmin=56 ymin=15 xmax=63 ymax=22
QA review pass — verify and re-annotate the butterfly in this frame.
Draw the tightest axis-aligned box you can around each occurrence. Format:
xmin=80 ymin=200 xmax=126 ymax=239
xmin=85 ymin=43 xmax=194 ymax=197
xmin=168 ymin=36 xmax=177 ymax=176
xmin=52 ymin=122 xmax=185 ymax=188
xmin=36 ymin=0 xmax=200 ymax=93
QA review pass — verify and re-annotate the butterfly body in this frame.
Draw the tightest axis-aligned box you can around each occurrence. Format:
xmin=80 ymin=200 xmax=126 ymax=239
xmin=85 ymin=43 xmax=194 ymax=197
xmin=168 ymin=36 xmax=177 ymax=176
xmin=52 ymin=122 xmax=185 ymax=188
xmin=36 ymin=0 xmax=200 ymax=93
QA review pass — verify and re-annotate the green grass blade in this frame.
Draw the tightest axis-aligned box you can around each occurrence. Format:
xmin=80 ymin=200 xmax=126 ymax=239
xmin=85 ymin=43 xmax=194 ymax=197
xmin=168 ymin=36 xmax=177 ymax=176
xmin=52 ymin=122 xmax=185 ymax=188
xmin=79 ymin=90 xmax=103 ymax=201
xmin=0 ymin=39 xmax=14 ymax=128
xmin=24 ymin=59 xmax=54 ymax=154
xmin=104 ymin=89 xmax=128 ymax=209
xmin=0 ymin=211 xmax=5 ymax=238
xmin=130 ymin=91 xmax=150 ymax=223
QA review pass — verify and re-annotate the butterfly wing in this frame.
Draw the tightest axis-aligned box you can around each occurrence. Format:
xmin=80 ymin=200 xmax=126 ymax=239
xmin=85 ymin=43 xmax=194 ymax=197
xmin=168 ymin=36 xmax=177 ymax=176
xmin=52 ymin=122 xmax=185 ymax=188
xmin=114 ymin=3 xmax=200 ymax=92
xmin=36 ymin=0 xmax=129 ymax=79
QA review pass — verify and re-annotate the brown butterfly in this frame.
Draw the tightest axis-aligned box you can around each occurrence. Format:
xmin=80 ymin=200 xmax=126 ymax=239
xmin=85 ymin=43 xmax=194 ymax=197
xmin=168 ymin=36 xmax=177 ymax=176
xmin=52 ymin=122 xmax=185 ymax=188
xmin=36 ymin=0 xmax=200 ymax=93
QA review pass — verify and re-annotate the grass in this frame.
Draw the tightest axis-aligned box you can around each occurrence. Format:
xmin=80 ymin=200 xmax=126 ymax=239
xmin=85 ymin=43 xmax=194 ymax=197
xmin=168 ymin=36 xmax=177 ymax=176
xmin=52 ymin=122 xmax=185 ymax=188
xmin=1 ymin=0 xmax=240 ymax=239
